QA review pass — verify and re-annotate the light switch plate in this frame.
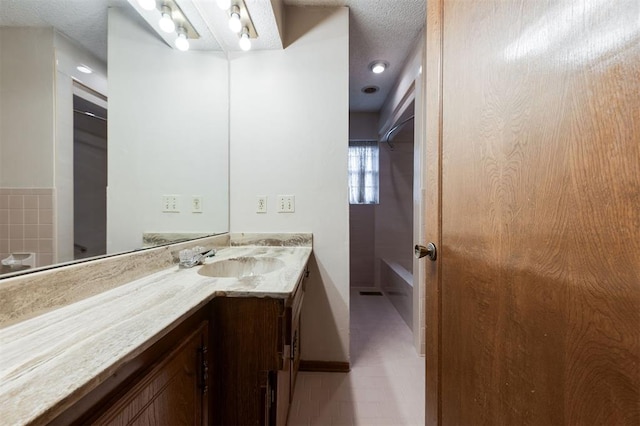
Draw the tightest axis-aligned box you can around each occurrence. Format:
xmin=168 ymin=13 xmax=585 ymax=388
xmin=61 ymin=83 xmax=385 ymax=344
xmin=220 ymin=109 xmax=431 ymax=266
xmin=162 ymin=195 xmax=180 ymax=213
xmin=277 ymin=195 xmax=295 ymax=213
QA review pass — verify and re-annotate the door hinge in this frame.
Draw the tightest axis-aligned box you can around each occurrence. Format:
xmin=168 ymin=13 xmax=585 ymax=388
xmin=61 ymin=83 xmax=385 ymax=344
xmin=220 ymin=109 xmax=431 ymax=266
xmin=198 ymin=344 xmax=208 ymax=395
xmin=291 ymin=329 xmax=298 ymax=361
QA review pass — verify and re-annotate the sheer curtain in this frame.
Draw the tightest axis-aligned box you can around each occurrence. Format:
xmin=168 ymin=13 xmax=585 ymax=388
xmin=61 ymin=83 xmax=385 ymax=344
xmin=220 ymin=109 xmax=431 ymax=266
xmin=348 ymin=141 xmax=379 ymax=204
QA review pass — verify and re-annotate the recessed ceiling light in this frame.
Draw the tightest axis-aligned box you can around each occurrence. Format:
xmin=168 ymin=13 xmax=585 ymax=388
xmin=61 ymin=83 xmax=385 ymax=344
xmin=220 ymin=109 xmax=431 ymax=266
xmin=369 ymin=61 xmax=388 ymax=74
xmin=361 ymin=86 xmax=379 ymax=94
xmin=77 ymin=65 xmax=93 ymax=74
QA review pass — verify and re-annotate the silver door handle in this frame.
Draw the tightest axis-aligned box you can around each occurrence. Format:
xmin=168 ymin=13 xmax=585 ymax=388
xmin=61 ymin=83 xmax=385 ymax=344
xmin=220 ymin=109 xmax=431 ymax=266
xmin=415 ymin=243 xmax=437 ymax=261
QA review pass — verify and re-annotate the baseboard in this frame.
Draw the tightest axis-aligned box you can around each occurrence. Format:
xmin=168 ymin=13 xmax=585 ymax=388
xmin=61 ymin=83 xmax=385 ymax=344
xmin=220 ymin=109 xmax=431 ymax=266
xmin=299 ymin=360 xmax=351 ymax=373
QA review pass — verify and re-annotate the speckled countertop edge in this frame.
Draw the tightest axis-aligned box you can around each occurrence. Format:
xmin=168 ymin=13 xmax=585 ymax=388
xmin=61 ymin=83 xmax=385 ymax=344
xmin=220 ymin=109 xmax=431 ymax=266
xmin=0 ymin=245 xmax=312 ymax=426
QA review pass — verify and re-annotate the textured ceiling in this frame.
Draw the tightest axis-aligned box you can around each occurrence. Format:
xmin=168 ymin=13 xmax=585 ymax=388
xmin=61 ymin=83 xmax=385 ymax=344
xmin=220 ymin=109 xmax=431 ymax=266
xmin=0 ymin=0 xmax=426 ymax=112
xmin=0 ymin=0 xmax=112 ymax=62
xmin=284 ymin=0 xmax=426 ymax=112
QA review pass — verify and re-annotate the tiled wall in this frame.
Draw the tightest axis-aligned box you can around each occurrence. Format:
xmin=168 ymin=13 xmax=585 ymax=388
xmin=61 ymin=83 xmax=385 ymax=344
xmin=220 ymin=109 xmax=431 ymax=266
xmin=0 ymin=188 xmax=55 ymax=268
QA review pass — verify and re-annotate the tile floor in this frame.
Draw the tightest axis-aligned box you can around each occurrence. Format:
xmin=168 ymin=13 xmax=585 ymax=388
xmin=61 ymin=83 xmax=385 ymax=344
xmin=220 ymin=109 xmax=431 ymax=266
xmin=288 ymin=290 xmax=425 ymax=425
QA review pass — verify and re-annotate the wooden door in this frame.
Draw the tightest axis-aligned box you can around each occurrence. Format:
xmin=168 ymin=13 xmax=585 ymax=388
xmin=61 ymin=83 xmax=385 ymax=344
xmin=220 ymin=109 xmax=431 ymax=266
xmin=425 ymin=0 xmax=640 ymax=424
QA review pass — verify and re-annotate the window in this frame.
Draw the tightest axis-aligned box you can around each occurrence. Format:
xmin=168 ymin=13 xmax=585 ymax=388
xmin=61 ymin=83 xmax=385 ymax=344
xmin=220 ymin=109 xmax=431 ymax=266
xmin=348 ymin=141 xmax=379 ymax=204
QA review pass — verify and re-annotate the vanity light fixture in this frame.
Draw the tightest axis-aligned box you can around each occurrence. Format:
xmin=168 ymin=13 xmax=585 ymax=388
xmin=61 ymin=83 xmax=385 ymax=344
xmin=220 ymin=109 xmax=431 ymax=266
xmin=158 ymin=5 xmax=176 ymax=33
xmin=175 ymin=26 xmax=189 ymax=51
xmin=76 ymin=65 xmax=93 ymax=74
xmin=130 ymin=0 xmax=200 ymax=52
xmin=224 ymin=0 xmax=257 ymax=51
xmin=137 ymin=0 xmax=156 ymax=11
xmin=228 ymin=5 xmax=242 ymax=33
xmin=239 ymin=26 xmax=251 ymax=51
xmin=369 ymin=60 xmax=388 ymax=74
xmin=216 ymin=0 xmax=232 ymax=10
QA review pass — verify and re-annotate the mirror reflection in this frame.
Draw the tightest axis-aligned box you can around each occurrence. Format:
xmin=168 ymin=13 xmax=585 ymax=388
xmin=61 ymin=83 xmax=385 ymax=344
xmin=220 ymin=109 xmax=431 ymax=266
xmin=0 ymin=0 xmax=229 ymax=276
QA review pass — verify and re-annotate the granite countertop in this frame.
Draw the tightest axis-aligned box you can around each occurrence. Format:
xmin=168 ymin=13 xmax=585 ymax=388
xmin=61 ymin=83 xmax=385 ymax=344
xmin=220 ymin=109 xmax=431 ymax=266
xmin=0 ymin=245 xmax=311 ymax=426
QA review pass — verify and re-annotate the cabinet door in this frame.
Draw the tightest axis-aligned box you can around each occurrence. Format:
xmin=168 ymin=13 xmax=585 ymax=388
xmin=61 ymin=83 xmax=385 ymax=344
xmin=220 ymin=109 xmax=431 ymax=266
xmin=289 ymin=273 xmax=305 ymax=400
xmin=94 ymin=321 xmax=209 ymax=426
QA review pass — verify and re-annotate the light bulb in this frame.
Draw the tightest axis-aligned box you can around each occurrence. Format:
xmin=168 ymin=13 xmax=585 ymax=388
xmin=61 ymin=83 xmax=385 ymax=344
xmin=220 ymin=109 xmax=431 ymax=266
xmin=159 ymin=6 xmax=175 ymax=33
xmin=175 ymin=28 xmax=189 ymax=51
xmin=239 ymin=28 xmax=251 ymax=51
xmin=216 ymin=0 xmax=231 ymax=10
xmin=228 ymin=6 xmax=242 ymax=33
xmin=137 ymin=0 xmax=156 ymax=11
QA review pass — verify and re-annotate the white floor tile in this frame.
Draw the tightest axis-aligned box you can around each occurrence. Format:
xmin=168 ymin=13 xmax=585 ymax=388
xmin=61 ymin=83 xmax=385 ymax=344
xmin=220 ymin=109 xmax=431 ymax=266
xmin=290 ymin=290 xmax=425 ymax=425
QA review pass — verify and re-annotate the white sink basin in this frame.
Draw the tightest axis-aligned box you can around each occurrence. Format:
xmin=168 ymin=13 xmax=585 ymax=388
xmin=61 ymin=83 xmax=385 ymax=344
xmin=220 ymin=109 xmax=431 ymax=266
xmin=198 ymin=257 xmax=285 ymax=278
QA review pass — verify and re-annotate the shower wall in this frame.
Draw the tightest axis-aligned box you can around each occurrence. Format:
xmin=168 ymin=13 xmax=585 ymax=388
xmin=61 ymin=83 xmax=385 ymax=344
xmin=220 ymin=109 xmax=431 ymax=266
xmin=375 ymin=122 xmax=415 ymax=328
xmin=374 ymin=125 xmax=415 ymax=287
xmin=349 ymin=112 xmax=415 ymax=291
xmin=349 ymin=112 xmax=378 ymax=288
xmin=350 ymin=204 xmax=375 ymax=288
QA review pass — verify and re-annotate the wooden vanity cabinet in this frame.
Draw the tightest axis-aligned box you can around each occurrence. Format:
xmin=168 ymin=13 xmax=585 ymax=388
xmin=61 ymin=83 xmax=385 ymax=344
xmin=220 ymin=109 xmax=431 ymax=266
xmin=92 ymin=321 xmax=209 ymax=425
xmin=51 ymin=307 xmax=211 ymax=426
xmin=210 ymin=271 xmax=307 ymax=426
xmin=49 ymin=268 xmax=307 ymax=426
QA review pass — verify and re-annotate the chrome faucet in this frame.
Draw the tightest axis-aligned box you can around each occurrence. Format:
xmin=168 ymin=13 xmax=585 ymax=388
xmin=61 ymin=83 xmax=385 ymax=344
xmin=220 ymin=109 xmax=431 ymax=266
xmin=178 ymin=247 xmax=216 ymax=268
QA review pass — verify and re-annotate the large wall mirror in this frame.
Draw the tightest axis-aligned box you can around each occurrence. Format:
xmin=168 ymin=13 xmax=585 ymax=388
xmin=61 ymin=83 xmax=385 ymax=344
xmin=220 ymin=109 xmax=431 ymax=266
xmin=0 ymin=0 xmax=229 ymax=276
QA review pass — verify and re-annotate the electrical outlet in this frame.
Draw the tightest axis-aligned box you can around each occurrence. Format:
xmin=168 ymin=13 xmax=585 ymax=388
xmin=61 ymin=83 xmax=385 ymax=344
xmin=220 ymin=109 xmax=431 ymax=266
xmin=277 ymin=195 xmax=295 ymax=213
xmin=192 ymin=196 xmax=203 ymax=213
xmin=257 ymin=196 xmax=267 ymax=213
xmin=162 ymin=195 xmax=180 ymax=213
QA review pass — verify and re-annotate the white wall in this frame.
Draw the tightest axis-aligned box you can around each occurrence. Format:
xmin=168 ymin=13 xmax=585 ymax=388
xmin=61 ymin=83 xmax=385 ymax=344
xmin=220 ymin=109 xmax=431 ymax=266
xmin=349 ymin=111 xmax=380 ymax=141
xmin=229 ymin=6 xmax=350 ymax=363
xmin=0 ymin=27 xmax=55 ymax=188
xmin=0 ymin=27 xmax=107 ymax=264
xmin=53 ymin=31 xmax=108 ymax=262
xmin=107 ymin=7 xmax=229 ymax=254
